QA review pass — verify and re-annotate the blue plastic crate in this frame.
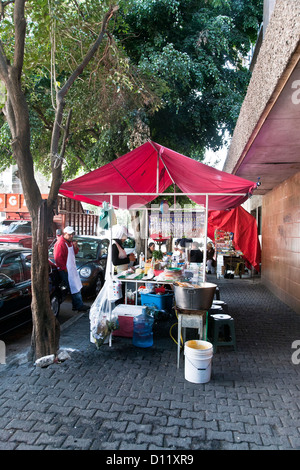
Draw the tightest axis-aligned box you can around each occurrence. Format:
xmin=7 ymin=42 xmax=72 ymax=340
xmin=140 ymin=292 xmax=174 ymax=312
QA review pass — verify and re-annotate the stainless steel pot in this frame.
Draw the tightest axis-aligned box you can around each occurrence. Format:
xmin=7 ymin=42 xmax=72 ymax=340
xmin=174 ymin=282 xmax=217 ymax=310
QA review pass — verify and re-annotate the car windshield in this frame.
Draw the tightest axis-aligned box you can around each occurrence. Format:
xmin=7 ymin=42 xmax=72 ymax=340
xmin=0 ymin=220 xmax=31 ymax=235
xmin=48 ymin=236 xmax=109 ymax=260
xmin=75 ymin=238 xmax=100 ymax=260
xmin=0 ymin=220 xmax=14 ymax=234
xmin=122 ymin=237 xmax=135 ymax=249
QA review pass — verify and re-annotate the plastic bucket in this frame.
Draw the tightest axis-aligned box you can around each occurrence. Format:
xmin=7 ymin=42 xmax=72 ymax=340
xmin=184 ymin=340 xmax=213 ymax=384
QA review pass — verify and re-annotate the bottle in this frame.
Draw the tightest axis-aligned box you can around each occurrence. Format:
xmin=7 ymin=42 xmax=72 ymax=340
xmin=139 ymin=252 xmax=145 ymax=268
xmin=132 ymin=313 xmax=154 ymax=348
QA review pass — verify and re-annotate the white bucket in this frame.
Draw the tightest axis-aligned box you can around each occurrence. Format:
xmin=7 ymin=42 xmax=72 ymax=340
xmin=184 ymin=340 xmax=213 ymax=384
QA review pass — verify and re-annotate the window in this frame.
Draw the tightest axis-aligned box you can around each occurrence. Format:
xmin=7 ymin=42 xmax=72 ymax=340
xmin=123 ymin=237 xmax=135 ymax=249
xmin=23 ymin=253 xmax=32 ymax=281
xmin=0 ymin=254 xmax=24 ymax=284
xmin=76 ymin=239 xmax=98 ymax=259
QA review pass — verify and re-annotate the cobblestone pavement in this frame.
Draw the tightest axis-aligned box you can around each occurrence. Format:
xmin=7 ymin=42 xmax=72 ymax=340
xmin=1 ymin=277 xmax=300 ymax=451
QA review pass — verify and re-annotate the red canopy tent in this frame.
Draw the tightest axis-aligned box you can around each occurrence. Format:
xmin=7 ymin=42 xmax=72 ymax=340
xmin=208 ymin=206 xmax=261 ymax=272
xmin=59 ymin=141 xmax=257 ymax=211
xmin=59 ymin=141 xmax=261 ymax=271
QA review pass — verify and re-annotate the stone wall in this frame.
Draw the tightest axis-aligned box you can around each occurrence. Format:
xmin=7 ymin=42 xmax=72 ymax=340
xmin=262 ymin=171 xmax=300 ymax=314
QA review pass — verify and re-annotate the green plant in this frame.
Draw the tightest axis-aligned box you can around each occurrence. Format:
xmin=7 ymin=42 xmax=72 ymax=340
xmin=152 ymin=250 xmax=163 ymax=260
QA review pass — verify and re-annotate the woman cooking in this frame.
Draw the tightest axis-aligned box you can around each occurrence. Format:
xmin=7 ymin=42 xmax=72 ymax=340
xmin=111 ymin=225 xmax=136 ymax=273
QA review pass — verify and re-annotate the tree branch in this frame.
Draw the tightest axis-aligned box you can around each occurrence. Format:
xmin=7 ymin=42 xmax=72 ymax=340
xmin=58 ymin=4 xmax=119 ymax=100
xmin=0 ymin=1 xmax=14 ymax=20
xmin=48 ymin=4 xmax=119 ymax=211
xmin=13 ymin=0 xmax=26 ymax=80
xmin=0 ymin=40 xmax=9 ymax=81
xmin=32 ymin=104 xmax=53 ymax=131
xmin=60 ymin=108 xmax=72 ymax=160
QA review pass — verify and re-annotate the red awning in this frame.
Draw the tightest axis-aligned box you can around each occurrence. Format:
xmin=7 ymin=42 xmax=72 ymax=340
xmin=208 ymin=206 xmax=261 ymax=271
xmin=59 ymin=141 xmax=258 ymax=211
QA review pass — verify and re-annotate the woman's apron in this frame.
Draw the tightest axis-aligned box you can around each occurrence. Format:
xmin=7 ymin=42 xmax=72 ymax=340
xmin=66 ymin=243 xmax=82 ymax=294
xmin=113 ymin=241 xmax=129 ymax=273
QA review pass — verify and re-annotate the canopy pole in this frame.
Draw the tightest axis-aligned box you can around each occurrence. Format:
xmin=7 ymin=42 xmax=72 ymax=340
xmin=174 ymin=183 xmax=176 ymax=207
xmin=156 ymin=151 xmax=159 ymax=193
xmin=145 ymin=207 xmax=148 ymax=258
xmin=203 ymin=194 xmax=209 ymax=282
xmin=109 ymin=194 xmax=113 ymax=347
xmin=77 ymin=191 xmax=248 ymax=197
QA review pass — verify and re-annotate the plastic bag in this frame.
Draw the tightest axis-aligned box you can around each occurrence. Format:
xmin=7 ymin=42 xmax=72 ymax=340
xmin=89 ymin=280 xmax=119 ymax=348
xmin=107 ymin=279 xmax=123 ymax=301
xmin=99 ymin=202 xmax=117 ymax=230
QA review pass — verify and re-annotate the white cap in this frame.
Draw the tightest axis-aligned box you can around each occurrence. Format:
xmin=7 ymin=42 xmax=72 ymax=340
xmin=112 ymin=225 xmax=133 ymax=239
xmin=63 ymin=226 xmax=75 ymax=234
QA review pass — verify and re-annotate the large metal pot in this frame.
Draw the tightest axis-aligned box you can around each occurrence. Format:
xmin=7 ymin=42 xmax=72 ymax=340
xmin=174 ymin=282 xmax=217 ymax=310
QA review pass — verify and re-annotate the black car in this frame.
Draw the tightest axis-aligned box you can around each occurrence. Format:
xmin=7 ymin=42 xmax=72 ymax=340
xmin=0 ymin=247 xmax=66 ymax=335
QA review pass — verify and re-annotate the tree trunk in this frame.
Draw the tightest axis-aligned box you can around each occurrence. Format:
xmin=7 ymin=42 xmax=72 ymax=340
xmin=29 ymin=202 xmax=60 ymax=360
xmin=0 ymin=2 xmax=119 ymax=362
xmin=3 ymin=56 xmax=60 ymax=362
xmin=11 ymin=118 xmax=60 ymax=361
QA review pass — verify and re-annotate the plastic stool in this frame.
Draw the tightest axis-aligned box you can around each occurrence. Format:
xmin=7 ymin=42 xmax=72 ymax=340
xmin=176 ymin=308 xmax=206 ymax=368
xmin=212 ymin=300 xmax=228 ymax=313
xmin=207 ymin=305 xmax=222 ymax=339
xmin=211 ymin=314 xmax=236 ymax=353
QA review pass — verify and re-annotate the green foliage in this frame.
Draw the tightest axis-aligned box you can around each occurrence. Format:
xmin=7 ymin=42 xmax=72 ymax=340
xmin=152 ymin=250 xmax=164 ymax=260
xmin=117 ymin=0 xmax=263 ymax=156
xmin=0 ymin=0 xmax=263 ymax=179
xmin=0 ymin=0 xmax=161 ymax=179
xmin=0 ymin=120 xmax=14 ymax=171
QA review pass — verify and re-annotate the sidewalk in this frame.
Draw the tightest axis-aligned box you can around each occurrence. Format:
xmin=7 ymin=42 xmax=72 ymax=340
xmin=1 ymin=276 xmax=300 ymax=450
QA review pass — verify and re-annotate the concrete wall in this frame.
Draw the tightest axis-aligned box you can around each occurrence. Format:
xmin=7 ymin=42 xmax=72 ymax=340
xmin=262 ymin=170 xmax=300 ymax=314
xmin=223 ymin=0 xmax=300 ymax=175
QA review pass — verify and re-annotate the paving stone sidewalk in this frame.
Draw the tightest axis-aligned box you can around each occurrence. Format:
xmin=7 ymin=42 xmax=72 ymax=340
xmin=1 ymin=277 xmax=300 ymax=451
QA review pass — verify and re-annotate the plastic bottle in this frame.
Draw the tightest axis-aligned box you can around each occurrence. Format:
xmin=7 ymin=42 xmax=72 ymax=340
xmin=132 ymin=313 xmax=154 ymax=348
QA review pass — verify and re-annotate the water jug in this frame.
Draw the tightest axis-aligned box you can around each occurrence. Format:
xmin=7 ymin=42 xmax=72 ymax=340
xmin=132 ymin=313 xmax=154 ymax=348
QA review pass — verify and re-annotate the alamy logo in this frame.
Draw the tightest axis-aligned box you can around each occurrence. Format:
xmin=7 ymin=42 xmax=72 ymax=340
xmin=0 ymin=340 xmax=6 ymax=364
xmin=291 ymin=80 xmax=300 ymax=105
xmin=291 ymin=340 xmax=300 ymax=365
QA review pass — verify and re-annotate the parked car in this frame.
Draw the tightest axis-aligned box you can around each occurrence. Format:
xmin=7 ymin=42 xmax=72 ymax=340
xmin=0 ymin=247 xmax=66 ymax=335
xmin=49 ymin=235 xmax=136 ymax=297
xmin=0 ymin=219 xmax=32 ymax=235
xmin=0 ymin=233 xmax=34 ymax=248
xmin=0 ymin=220 xmax=32 ymax=248
xmin=49 ymin=235 xmax=109 ymax=297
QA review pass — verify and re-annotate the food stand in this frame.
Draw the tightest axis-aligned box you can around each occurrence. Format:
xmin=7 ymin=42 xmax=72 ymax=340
xmin=58 ymin=141 xmax=259 ymax=349
xmin=215 ymin=229 xmax=245 ymax=278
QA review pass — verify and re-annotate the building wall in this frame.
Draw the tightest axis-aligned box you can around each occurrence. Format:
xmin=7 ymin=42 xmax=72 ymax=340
xmin=262 ymin=170 xmax=300 ymax=313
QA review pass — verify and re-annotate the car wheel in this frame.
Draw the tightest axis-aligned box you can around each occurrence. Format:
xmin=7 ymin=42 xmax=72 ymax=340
xmin=94 ymin=274 xmax=103 ymax=297
xmin=51 ymin=294 xmax=60 ymax=318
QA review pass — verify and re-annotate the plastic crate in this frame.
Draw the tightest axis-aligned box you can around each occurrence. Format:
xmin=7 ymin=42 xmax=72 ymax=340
xmin=140 ymin=292 xmax=174 ymax=312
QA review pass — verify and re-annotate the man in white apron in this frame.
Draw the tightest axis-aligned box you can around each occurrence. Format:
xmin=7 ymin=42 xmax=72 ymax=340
xmin=54 ymin=226 xmax=90 ymax=312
